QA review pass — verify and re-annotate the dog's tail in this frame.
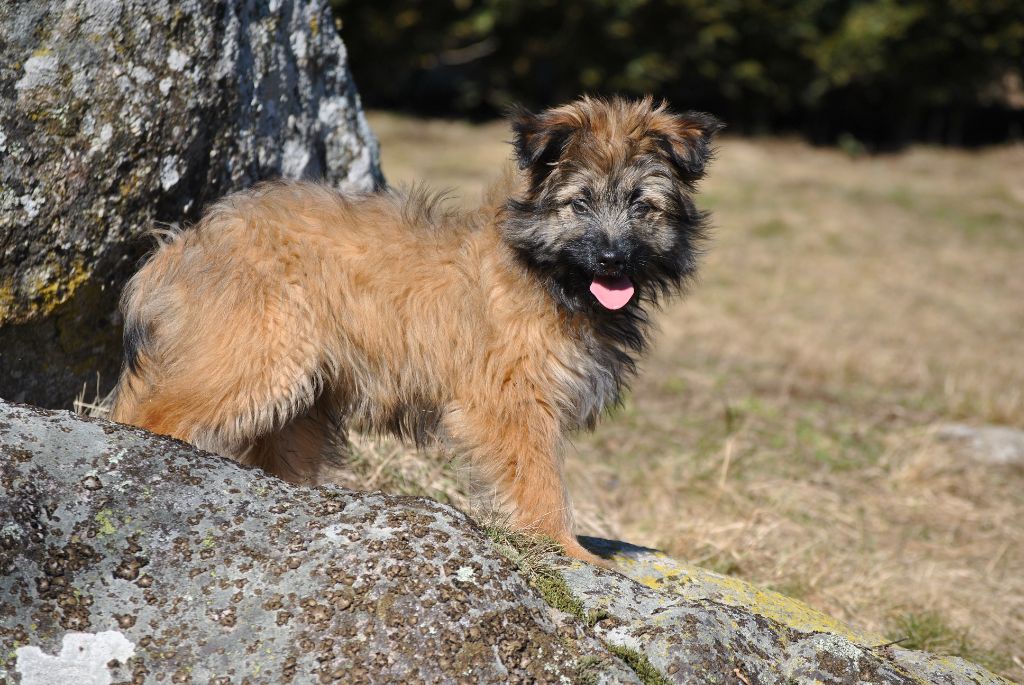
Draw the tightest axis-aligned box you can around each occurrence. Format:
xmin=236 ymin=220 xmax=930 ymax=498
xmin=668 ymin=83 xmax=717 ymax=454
xmin=108 ymin=225 xmax=184 ymax=424
xmin=107 ymin=317 xmax=149 ymax=424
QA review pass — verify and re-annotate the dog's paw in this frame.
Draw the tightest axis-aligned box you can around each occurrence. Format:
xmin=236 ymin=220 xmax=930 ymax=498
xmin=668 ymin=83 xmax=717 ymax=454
xmin=562 ymin=539 xmax=619 ymax=570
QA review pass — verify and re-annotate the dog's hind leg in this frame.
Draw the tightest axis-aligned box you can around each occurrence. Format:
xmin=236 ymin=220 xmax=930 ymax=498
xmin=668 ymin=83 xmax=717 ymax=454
xmin=114 ymin=334 xmax=335 ymax=482
xmin=110 ymin=247 xmax=340 ymax=483
xmin=114 ymin=341 xmax=332 ymax=482
xmin=241 ymin=399 xmax=347 ymax=484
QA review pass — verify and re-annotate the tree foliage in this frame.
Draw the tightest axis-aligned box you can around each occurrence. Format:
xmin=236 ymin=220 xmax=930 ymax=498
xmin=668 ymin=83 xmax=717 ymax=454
xmin=332 ymin=0 xmax=1024 ymax=146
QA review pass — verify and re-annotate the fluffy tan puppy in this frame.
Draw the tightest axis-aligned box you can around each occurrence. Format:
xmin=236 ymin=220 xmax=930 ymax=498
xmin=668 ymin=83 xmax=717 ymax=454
xmin=110 ymin=96 xmax=720 ymax=563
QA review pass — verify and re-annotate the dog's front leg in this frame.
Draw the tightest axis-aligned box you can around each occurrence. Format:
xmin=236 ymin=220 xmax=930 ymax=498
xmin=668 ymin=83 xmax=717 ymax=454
xmin=444 ymin=389 xmax=605 ymax=566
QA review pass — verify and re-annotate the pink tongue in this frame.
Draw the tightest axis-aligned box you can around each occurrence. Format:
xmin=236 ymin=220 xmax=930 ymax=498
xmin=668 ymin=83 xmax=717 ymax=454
xmin=589 ymin=276 xmax=635 ymax=310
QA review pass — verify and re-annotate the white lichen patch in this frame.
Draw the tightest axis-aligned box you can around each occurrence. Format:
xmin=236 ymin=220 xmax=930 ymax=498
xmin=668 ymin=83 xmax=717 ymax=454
xmin=130 ymin=65 xmax=153 ymax=84
xmin=343 ymin=144 xmax=378 ymax=192
xmin=78 ymin=0 xmax=125 ymax=37
xmin=282 ymin=138 xmax=311 ymax=178
xmin=0 ymin=521 xmax=22 ymax=539
xmin=159 ymin=156 xmax=181 ymax=191
xmin=89 ymin=123 xmax=114 ymax=153
xmin=70 ymin=65 xmax=96 ymax=100
xmin=19 ymin=193 xmax=41 ymax=219
xmin=128 ymin=115 xmax=144 ymax=137
xmin=455 ymin=566 xmax=477 ymax=584
xmin=166 ymin=49 xmax=189 ymax=72
xmin=15 ymin=54 xmax=60 ymax=91
xmin=290 ymin=31 xmax=308 ymax=61
xmin=16 ymin=631 xmax=135 ymax=685
xmin=811 ymin=633 xmax=863 ymax=662
xmin=317 ymin=96 xmax=345 ymax=126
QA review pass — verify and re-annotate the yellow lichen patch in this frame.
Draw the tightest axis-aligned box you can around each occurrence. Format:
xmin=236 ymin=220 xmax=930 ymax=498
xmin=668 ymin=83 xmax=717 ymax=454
xmin=94 ymin=509 xmax=117 ymax=537
xmin=610 ymin=549 xmax=887 ymax=645
xmin=1 ymin=259 xmax=92 ymax=324
xmin=31 ymin=260 xmax=91 ymax=308
xmin=0 ymin=282 xmax=15 ymax=322
xmin=926 ymin=655 xmax=1015 ymax=685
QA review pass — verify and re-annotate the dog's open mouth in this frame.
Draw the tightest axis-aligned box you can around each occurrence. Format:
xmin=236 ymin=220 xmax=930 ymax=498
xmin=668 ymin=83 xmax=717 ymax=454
xmin=589 ymin=275 xmax=635 ymax=310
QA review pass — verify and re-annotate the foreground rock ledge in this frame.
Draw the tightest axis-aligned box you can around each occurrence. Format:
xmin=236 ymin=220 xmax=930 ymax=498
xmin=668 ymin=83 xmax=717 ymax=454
xmin=0 ymin=401 xmax=1010 ymax=684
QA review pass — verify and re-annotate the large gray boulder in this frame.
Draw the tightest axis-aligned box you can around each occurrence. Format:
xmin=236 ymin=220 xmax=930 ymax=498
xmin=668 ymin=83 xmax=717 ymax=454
xmin=0 ymin=0 xmax=383 ymax=408
xmin=0 ymin=400 xmax=632 ymax=684
xmin=935 ymin=423 xmax=1024 ymax=466
xmin=0 ymin=400 xmax=1012 ymax=684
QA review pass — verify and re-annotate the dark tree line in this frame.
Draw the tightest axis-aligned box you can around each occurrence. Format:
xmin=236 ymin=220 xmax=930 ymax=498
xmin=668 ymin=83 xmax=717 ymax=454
xmin=332 ymin=0 xmax=1024 ymax=147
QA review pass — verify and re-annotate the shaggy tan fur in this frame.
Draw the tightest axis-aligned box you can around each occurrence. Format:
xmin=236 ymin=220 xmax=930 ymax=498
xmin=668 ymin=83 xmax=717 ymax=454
xmin=111 ymin=97 xmax=719 ymax=563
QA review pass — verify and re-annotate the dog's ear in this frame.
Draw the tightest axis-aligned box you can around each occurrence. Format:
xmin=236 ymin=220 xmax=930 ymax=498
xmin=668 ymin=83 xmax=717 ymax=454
xmin=652 ymin=110 xmax=723 ymax=181
xmin=509 ymin=105 xmax=575 ymax=187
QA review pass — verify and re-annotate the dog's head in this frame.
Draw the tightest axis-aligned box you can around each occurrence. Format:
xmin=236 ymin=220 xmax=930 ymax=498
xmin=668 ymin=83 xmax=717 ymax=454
xmin=504 ymin=96 xmax=721 ymax=315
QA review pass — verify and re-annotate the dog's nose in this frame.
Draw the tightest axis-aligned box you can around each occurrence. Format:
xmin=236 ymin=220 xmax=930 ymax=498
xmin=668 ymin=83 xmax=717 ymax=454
xmin=597 ymin=249 xmax=625 ymax=271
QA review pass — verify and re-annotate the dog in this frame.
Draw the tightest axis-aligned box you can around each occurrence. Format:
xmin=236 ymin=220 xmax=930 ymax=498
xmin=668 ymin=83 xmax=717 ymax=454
xmin=109 ymin=96 xmax=720 ymax=563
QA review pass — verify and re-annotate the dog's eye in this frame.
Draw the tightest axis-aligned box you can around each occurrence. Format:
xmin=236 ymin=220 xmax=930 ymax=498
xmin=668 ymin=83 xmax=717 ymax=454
xmin=570 ymin=198 xmax=589 ymax=215
xmin=629 ymin=189 xmax=654 ymax=216
xmin=633 ymin=200 xmax=654 ymax=216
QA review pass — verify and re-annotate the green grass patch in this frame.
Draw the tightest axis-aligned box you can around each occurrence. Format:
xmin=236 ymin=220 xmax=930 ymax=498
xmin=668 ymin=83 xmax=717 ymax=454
xmin=793 ymin=418 xmax=883 ymax=473
xmin=891 ymin=611 xmax=969 ymax=654
xmin=752 ymin=218 xmax=791 ymax=239
xmin=659 ymin=376 xmax=688 ymax=395
xmin=607 ymin=644 xmax=672 ymax=685
xmin=575 ymin=655 xmax=604 ymax=685
xmin=888 ymin=611 xmax=1013 ymax=676
xmin=533 ymin=569 xmax=609 ymax=627
xmin=482 ymin=522 xmax=562 ymax=578
xmin=483 ymin=523 xmax=612 ymax=628
xmin=533 ymin=571 xmax=587 ymax=622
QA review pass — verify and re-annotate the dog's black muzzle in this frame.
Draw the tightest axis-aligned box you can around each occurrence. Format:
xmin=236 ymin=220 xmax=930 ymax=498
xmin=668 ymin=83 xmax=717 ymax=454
xmin=586 ymin=236 xmax=635 ymax=279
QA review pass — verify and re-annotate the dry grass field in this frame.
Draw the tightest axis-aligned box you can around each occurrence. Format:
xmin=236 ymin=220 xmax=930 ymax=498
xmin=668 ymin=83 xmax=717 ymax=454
xmin=344 ymin=111 xmax=1024 ymax=679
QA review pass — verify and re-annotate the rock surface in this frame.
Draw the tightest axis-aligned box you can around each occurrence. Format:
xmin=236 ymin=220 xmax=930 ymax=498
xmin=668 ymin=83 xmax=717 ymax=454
xmin=0 ymin=400 xmax=633 ymax=684
xmin=0 ymin=0 xmax=383 ymax=407
xmin=935 ymin=423 xmax=1024 ymax=466
xmin=0 ymin=400 xmax=1013 ymax=685
xmin=564 ymin=539 xmax=1012 ymax=685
